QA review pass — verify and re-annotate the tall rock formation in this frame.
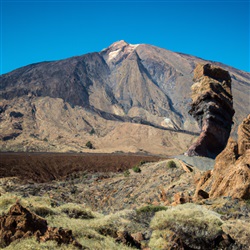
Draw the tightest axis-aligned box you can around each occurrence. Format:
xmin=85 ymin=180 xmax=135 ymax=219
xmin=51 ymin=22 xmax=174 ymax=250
xmin=186 ymin=63 xmax=235 ymax=158
xmin=195 ymin=115 xmax=250 ymax=200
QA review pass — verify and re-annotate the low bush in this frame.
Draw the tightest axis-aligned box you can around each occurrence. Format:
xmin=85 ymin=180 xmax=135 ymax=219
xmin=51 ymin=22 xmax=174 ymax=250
xmin=166 ymin=160 xmax=177 ymax=169
xmin=90 ymin=128 xmax=95 ymax=135
xmin=123 ymin=170 xmax=130 ymax=177
xmin=59 ymin=203 xmax=95 ymax=219
xmin=139 ymin=160 xmax=148 ymax=166
xmin=31 ymin=205 xmax=57 ymax=218
xmin=150 ymin=203 xmax=223 ymax=241
xmin=136 ymin=205 xmax=167 ymax=215
xmin=86 ymin=141 xmax=94 ymax=149
xmin=148 ymin=229 xmax=172 ymax=250
xmin=132 ymin=166 xmax=141 ymax=173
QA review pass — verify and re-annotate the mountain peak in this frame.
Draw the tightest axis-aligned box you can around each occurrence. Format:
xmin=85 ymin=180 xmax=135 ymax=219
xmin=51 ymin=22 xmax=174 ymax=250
xmin=105 ymin=40 xmax=140 ymax=52
xmin=111 ymin=40 xmax=129 ymax=48
xmin=102 ymin=40 xmax=140 ymax=64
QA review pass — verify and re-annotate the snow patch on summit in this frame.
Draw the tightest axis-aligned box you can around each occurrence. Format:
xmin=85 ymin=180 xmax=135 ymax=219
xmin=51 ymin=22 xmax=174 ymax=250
xmin=130 ymin=44 xmax=139 ymax=49
xmin=106 ymin=43 xmax=140 ymax=62
xmin=108 ymin=49 xmax=122 ymax=61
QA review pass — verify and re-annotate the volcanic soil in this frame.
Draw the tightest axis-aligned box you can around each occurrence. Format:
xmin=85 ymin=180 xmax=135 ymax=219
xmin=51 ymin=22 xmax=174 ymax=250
xmin=0 ymin=152 xmax=164 ymax=183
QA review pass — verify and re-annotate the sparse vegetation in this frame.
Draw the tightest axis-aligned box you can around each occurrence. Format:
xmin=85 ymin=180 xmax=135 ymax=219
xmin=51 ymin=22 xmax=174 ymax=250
xmin=123 ymin=169 xmax=130 ymax=177
xmin=90 ymin=128 xmax=95 ymax=135
xmin=86 ymin=141 xmax=94 ymax=149
xmin=5 ymin=237 xmax=74 ymax=250
xmin=139 ymin=160 xmax=148 ymax=165
xmin=131 ymin=159 xmax=150 ymax=173
xmin=132 ymin=166 xmax=141 ymax=173
xmin=150 ymin=203 xmax=223 ymax=241
xmin=59 ymin=203 xmax=95 ymax=219
xmin=31 ymin=205 xmax=56 ymax=218
xmin=136 ymin=205 xmax=167 ymax=215
xmin=166 ymin=160 xmax=177 ymax=169
xmin=246 ymin=199 xmax=250 ymax=206
xmin=0 ymin=194 xmax=18 ymax=214
xmin=29 ymin=133 xmax=38 ymax=139
xmin=148 ymin=229 xmax=171 ymax=250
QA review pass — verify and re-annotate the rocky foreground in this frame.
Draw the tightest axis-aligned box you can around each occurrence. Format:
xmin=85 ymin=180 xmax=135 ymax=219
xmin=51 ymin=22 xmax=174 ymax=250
xmin=0 ymin=115 xmax=249 ymax=249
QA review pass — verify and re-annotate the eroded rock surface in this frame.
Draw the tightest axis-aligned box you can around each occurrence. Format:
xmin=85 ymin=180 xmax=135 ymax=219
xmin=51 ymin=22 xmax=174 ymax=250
xmin=195 ymin=115 xmax=250 ymax=200
xmin=186 ymin=63 xmax=235 ymax=158
xmin=0 ymin=202 xmax=82 ymax=248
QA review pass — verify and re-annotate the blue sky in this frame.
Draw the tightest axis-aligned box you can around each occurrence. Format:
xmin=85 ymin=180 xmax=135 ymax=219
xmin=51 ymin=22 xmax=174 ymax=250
xmin=0 ymin=0 xmax=249 ymax=74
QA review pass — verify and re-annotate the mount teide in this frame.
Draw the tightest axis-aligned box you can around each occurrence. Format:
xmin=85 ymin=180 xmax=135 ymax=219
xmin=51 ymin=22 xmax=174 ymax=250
xmin=0 ymin=40 xmax=249 ymax=154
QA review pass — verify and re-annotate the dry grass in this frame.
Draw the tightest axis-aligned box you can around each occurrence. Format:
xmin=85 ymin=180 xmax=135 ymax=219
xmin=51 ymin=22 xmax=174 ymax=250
xmin=0 ymin=193 xmax=19 ymax=214
xmin=148 ymin=229 xmax=174 ymax=250
xmin=58 ymin=203 xmax=97 ymax=219
xmin=150 ymin=203 xmax=223 ymax=240
xmin=5 ymin=238 xmax=78 ymax=250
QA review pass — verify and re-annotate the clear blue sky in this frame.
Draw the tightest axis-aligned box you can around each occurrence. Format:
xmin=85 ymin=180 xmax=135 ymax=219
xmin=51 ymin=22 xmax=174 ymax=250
xmin=1 ymin=0 xmax=249 ymax=74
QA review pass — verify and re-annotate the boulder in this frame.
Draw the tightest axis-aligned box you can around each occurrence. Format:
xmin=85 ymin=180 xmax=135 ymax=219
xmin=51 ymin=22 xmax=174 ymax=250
xmin=186 ymin=63 xmax=235 ymax=158
xmin=0 ymin=202 xmax=82 ymax=248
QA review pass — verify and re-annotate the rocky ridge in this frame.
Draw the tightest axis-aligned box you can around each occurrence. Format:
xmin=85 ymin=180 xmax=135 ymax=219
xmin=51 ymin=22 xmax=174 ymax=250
xmin=186 ymin=63 xmax=235 ymax=158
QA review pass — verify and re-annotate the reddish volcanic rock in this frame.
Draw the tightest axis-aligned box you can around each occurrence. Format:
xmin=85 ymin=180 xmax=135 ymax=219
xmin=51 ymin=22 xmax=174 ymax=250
xmin=0 ymin=202 xmax=82 ymax=248
xmin=238 ymin=115 xmax=250 ymax=155
xmin=186 ymin=63 xmax=235 ymax=158
xmin=195 ymin=115 xmax=250 ymax=200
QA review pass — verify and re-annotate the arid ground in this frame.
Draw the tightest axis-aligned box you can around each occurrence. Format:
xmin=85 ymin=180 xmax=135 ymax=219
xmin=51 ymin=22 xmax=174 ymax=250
xmin=0 ymin=152 xmax=164 ymax=183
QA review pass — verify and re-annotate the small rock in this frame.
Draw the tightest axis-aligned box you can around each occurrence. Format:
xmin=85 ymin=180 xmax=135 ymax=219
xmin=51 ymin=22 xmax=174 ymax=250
xmin=115 ymin=231 xmax=141 ymax=249
xmin=197 ymin=189 xmax=209 ymax=199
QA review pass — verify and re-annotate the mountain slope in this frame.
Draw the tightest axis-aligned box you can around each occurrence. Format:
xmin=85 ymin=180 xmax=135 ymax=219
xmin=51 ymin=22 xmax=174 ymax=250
xmin=0 ymin=40 xmax=249 ymax=153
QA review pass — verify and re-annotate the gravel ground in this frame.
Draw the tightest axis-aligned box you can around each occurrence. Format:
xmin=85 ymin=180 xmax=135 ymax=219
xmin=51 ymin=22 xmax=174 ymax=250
xmin=174 ymin=155 xmax=215 ymax=171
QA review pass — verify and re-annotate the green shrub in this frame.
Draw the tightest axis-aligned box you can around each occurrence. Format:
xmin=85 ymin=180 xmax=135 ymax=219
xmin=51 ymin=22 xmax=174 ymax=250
xmin=166 ymin=160 xmax=177 ymax=169
xmin=123 ymin=169 xmax=130 ymax=177
xmin=136 ymin=205 xmax=167 ymax=215
xmin=31 ymin=205 xmax=57 ymax=218
xmin=86 ymin=141 xmax=93 ymax=149
xmin=246 ymin=199 xmax=250 ymax=206
xmin=59 ymin=203 xmax=95 ymax=219
xmin=148 ymin=229 xmax=171 ymax=250
xmin=29 ymin=133 xmax=38 ymax=139
xmin=150 ymin=204 xmax=223 ymax=240
xmin=90 ymin=128 xmax=95 ymax=135
xmin=139 ymin=160 xmax=148 ymax=166
xmin=132 ymin=166 xmax=141 ymax=173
